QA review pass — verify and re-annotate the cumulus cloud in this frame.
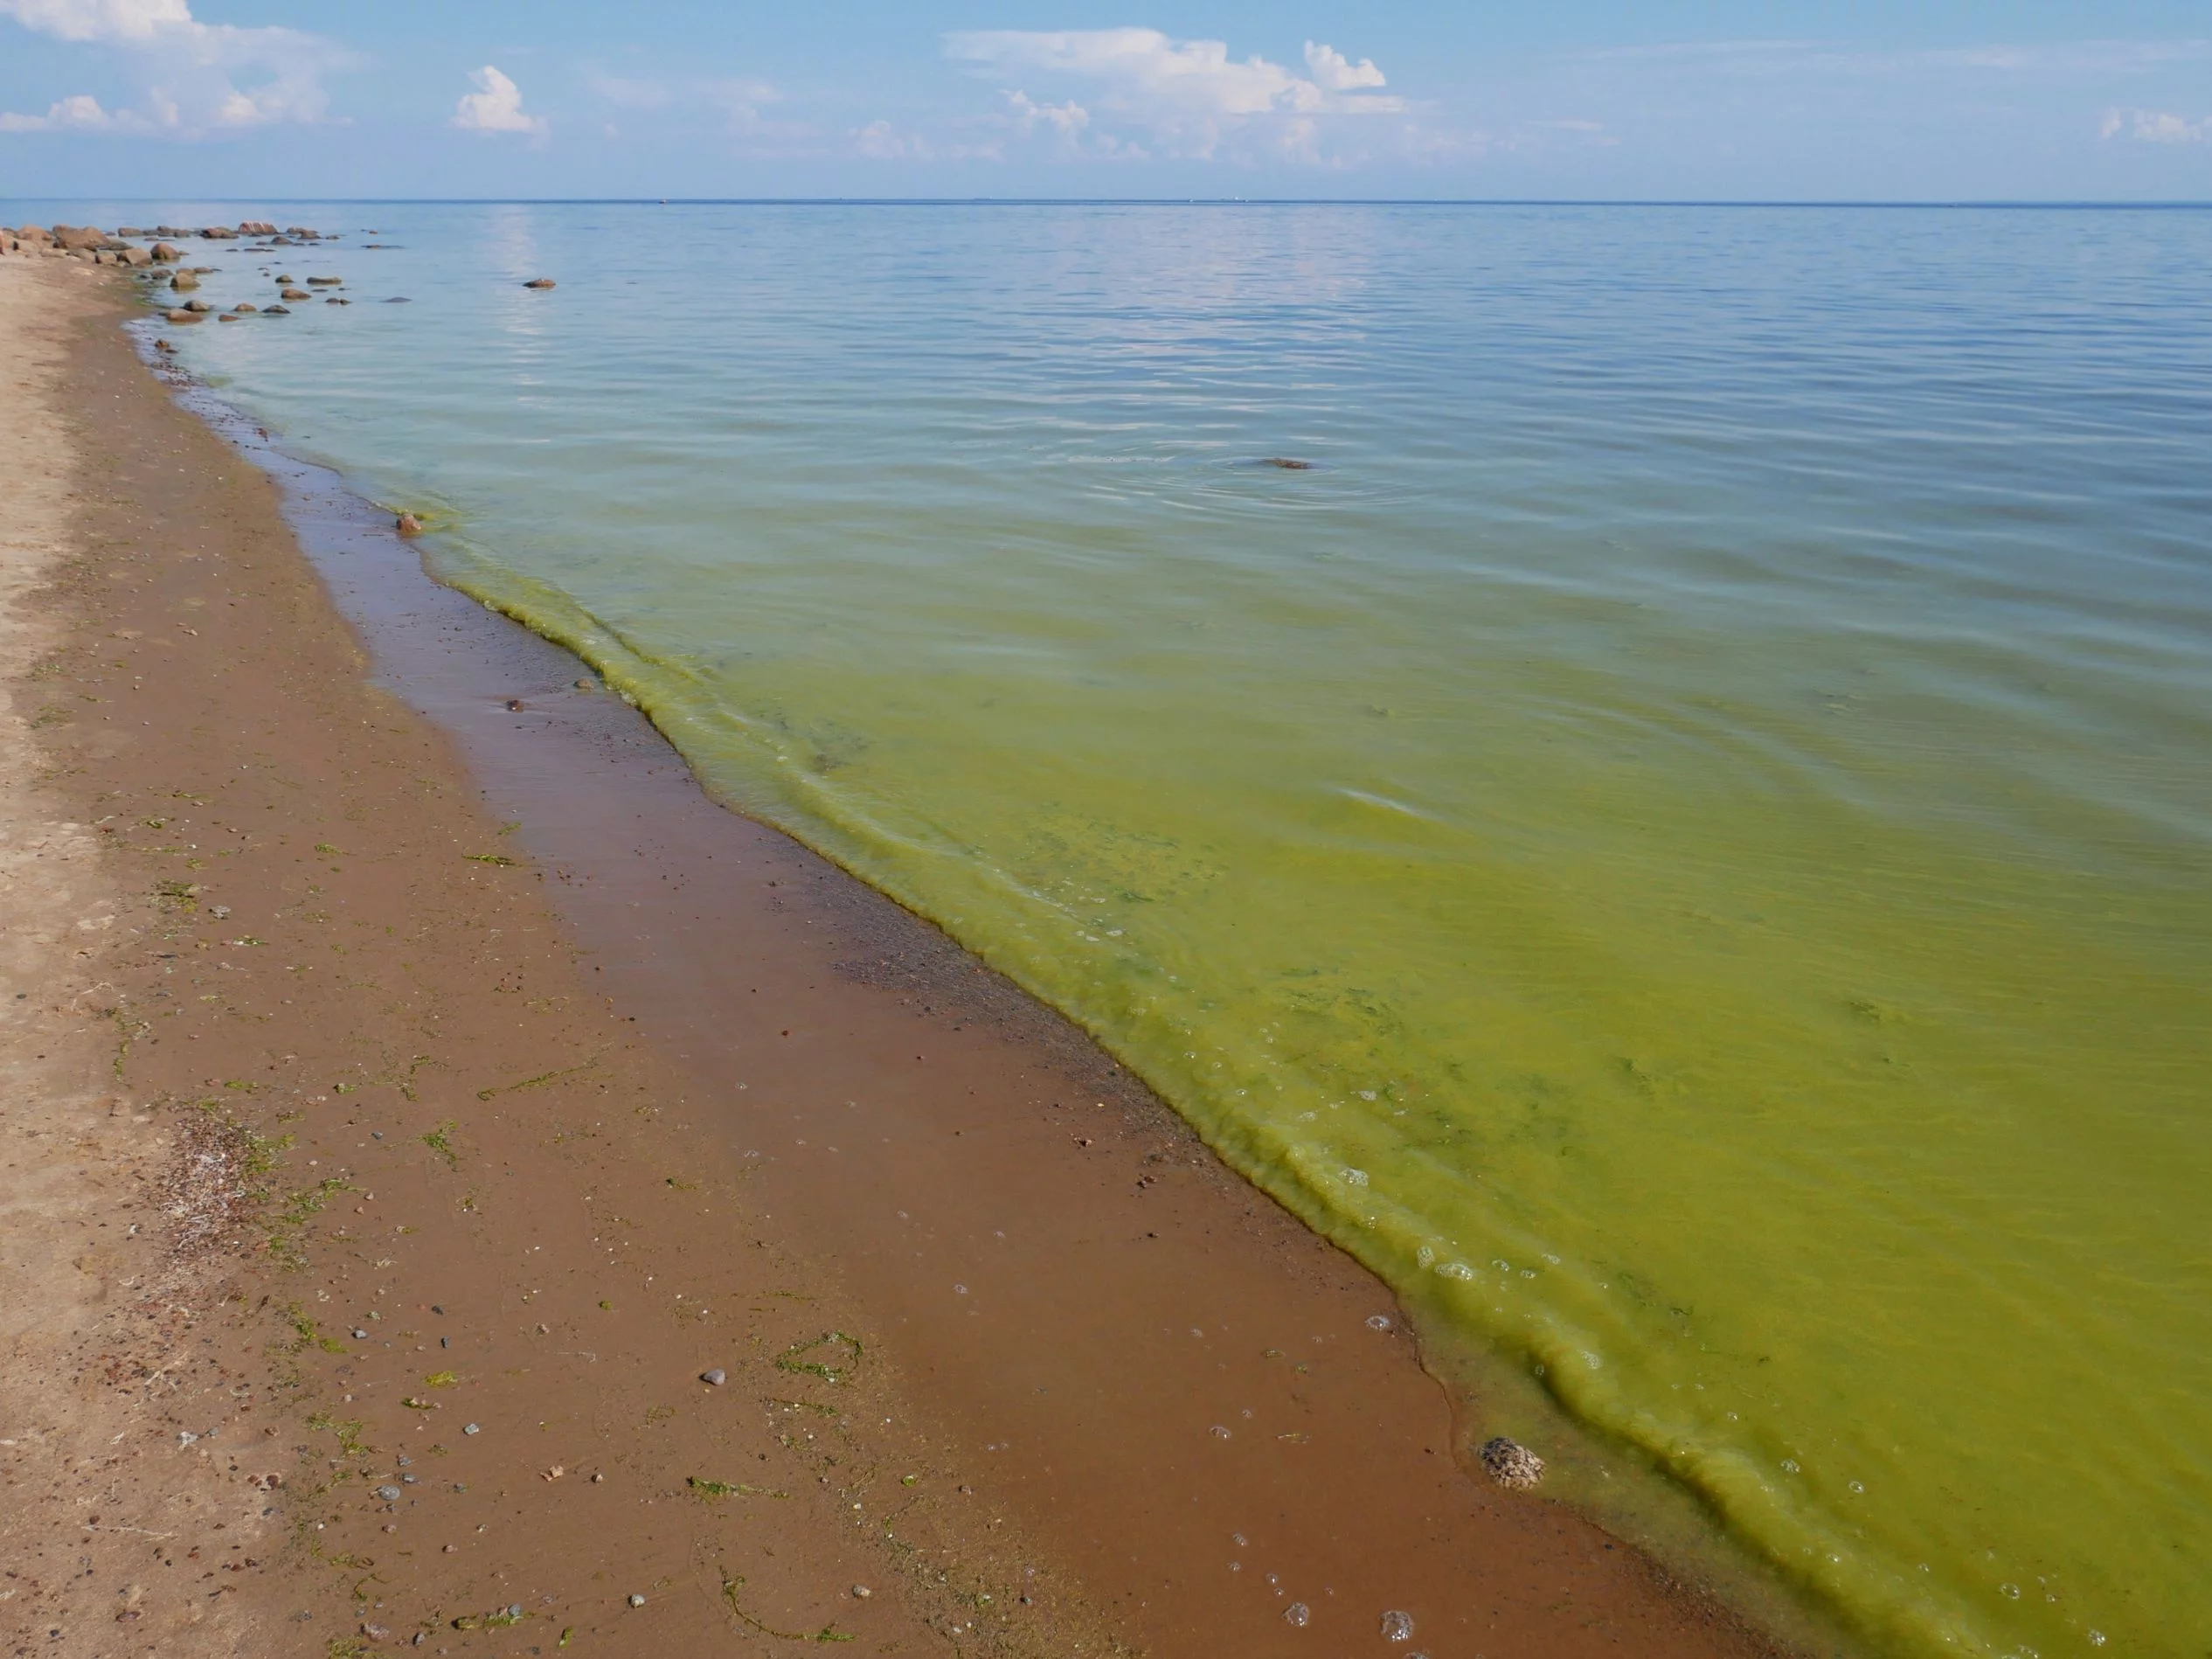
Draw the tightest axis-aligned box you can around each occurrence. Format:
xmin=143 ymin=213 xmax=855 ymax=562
xmin=0 ymin=0 xmax=347 ymax=134
xmin=1302 ymin=41 xmax=1386 ymax=93
xmin=2102 ymin=106 xmax=2209 ymax=142
xmin=945 ymin=27 xmax=1403 ymax=160
xmin=1006 ymin=89 xmax=1089 ymax=141
xmin=453 ymin=65 xmax=544 ymax=136
xmin=0 ymin=91 xmax=131 ymax=130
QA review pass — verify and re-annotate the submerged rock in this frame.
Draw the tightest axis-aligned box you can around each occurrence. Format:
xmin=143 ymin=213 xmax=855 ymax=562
xmin=1260 ymin=456 xmax=1315 ymax=469
xmin=523 ymin=278 xmax=557 ymax=289
xmin=1479 ymin=1435 xmax=1545 ymax=1489
xmin=395 ymin=513 xmax=425 ymax=538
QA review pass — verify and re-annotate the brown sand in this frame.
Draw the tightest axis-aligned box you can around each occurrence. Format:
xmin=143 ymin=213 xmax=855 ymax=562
xmin=1 ymin=249 xmax=1797 ymax=1659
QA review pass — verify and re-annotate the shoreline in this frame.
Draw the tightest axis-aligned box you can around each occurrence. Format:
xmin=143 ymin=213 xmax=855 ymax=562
xmin=6 ymin=241 xmax=1799 ymax=1658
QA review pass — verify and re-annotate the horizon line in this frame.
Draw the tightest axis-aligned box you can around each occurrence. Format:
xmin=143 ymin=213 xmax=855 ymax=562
xmin=6 ymin=195 xmax=2212 ymax=212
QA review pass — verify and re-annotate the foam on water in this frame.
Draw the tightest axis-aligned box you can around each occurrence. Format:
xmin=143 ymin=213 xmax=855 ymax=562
xmin=40 ymin=198 xmax=2212 ymax=1656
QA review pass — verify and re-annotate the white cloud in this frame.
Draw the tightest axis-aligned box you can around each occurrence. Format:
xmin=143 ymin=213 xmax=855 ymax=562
xmin=2102 ymin=106 xmax=2209 ymax=142
xmin=453 ymin=65 xmax=544 ymax=137
xmin=0 ymin=0 xmax=186 ymax=42
xmin=0 ymin=0 xmax=347 ymax=134
xmin=0 ymin=91 xmax=134 ymax=130
xmin=945 ymin=28 xmax=1403 ymax=161
xmin=1302 ymin=41 xmax=1386 ymax=93
xmin=1006 ymin=89 xmax=1089 ymax=141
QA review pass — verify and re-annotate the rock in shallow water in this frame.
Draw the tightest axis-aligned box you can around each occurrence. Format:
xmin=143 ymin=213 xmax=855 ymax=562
xmin=524 ymin=277 xmax=557 ymax=289
xmin=1479 ymin=1434 xmax=1545 ymax=1489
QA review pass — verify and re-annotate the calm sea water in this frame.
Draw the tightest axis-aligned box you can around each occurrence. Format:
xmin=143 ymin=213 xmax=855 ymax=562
xmin=50 ymin=199 xmax=2212 ymax=1656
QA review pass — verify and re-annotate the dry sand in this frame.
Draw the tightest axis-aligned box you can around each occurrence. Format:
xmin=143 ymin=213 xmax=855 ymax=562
xmin=1 ymin=246 xmax=1797 ymax=1659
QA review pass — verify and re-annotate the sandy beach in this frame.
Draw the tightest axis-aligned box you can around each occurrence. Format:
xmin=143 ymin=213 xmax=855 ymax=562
xmin=1 ymin=241 xmax=1794 ymax=1659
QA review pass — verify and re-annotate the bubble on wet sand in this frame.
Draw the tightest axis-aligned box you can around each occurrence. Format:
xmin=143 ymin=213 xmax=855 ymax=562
xmin=1364 ymin=1314 xmax=1392 ymax=1331
xmin=1380 ymin=1608 xmax=1416 ymax=1642
xmin=1283 ymin=1602 xmax=1310 ymax=1628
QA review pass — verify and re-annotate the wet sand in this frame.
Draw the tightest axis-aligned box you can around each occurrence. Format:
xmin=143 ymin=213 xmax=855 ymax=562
xmin=3 ymin=246 xmax=1794 ymax=1659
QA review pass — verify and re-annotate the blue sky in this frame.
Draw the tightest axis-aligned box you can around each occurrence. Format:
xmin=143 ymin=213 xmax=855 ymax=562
xmin=2 ymin=1 xmax=2208 ymax=199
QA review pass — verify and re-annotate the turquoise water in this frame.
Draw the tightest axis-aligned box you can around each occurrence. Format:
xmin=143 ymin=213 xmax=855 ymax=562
xmin=49 ymin=199 xmax=2212 ymax=1656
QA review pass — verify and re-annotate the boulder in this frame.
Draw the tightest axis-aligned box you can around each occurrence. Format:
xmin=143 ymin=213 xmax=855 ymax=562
xmin=183 ymin=299 xmax=212 ymax=313
xmin=170 ymin=272 xmax=200 ymax=291
xmin=263 ymin=305 xmax=290 ymax=316
xmin=14 ymin=226 xmax=55 ymax=247
xmin=238 ymin=219 xmax=277 ymax=236
xmin=281 ymin=288 xmax=311 ymax=301
xmin=149 ymin=242 xmax=183 ymax=262
xmin=116 ymin=226 xmax=146 ymax=237
xmin=306 ymin=275 xmax=342 ymax=286
xmin=53 ymin=225 xmax=107 ymax=251
xmin=523 ymin=278 xmax=557 ymax=289
xmin=198 ymin=226 xmax=237 ymax=239
xmin=120 ymin=246 xmax=152 ymax=267
xmin=232 ymin=302 xmax=259 ymax=313
xmin=165 ymin=309 xmax=204 ymax=324
xmin=285 ymin=226 xmax=320 ymax=239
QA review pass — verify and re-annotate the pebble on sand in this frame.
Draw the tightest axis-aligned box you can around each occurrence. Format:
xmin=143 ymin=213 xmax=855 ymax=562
xmin=524 ymin=278 xmax=558 ymax=289
xmin=628 ymin=1594 xmax=646 ymax=1607
xmin=701 ymin=1368 xmax=727 ymax=1386
xmin=1479 ymin=1435 xmax=1545 ymax=1489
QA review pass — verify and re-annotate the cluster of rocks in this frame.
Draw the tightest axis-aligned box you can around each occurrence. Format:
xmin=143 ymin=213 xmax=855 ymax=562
xmin=4 ymin=219 xmax=332 ymax=262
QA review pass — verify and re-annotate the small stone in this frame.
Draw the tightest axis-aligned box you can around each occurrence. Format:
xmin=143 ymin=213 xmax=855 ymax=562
xmin=850 ymin=1586 xmax=871 ymax=1599
xmin=1480 ymin=1435 xmax=1545 ymax=1490
xmin=378 ymin=1484 xmax=401 ymax=1500
xmin=627 ymin=1594 xmax=646 ymax=1607
xmin=361 ymin=1622 xmax=391 ymax=1641
xmin=352 ymin=1329 xmax=369 ymax=1339
xmin=700 ymin=1369 xmax=727 ymax=1387
xmin=573 ymin=678 xmax=595 ymax=691
xmin=524 ymin=277 xmax=557 ymax=289
xmin=462 ymin=1423 xmax=480 ymax=1435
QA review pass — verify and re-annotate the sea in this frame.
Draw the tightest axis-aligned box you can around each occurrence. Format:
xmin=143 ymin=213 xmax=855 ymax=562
xmin=23 ymin=198 xmax=2211 ymax=1657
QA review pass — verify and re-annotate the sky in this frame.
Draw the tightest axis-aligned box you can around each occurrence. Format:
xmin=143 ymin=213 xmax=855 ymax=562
xmin=1 ymin=0 xmax=2209 ymax=201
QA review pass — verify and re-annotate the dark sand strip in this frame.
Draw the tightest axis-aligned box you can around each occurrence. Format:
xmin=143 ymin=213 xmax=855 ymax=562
xmin=14 ymin=253 xmax=1792 ymax=1658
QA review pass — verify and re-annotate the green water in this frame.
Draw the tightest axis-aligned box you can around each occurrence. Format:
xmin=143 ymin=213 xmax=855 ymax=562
xmin=96 ymin=199 xmax=2212 ymax=1656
